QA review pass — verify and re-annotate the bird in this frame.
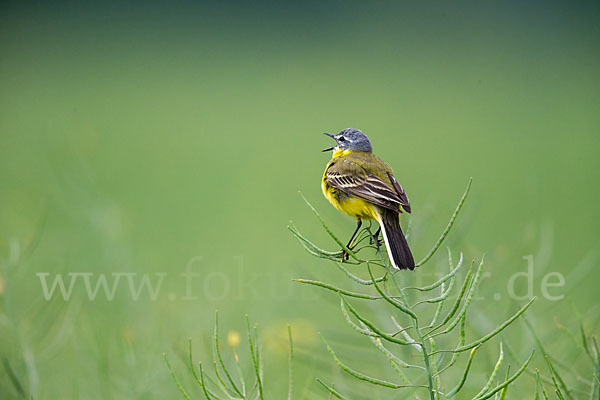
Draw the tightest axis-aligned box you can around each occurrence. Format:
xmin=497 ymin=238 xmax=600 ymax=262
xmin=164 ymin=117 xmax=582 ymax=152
xmin=321 ymin=128 xmax=415 ymax=270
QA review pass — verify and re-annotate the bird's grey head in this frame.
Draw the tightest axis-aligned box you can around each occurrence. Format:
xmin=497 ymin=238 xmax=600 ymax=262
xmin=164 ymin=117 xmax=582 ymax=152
xmin=322 ymin=128 xmax=373 ymax=153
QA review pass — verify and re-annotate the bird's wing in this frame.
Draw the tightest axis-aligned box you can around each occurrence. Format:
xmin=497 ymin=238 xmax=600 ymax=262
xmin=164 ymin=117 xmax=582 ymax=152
xmin=326 ymin=159 xmax=403 ymax=212
xmin=388 ymin=173 xmax=411 ymax=213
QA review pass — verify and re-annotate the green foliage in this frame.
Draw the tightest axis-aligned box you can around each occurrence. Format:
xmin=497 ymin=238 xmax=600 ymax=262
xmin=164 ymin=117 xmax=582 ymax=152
xmin=290 ymin=178 xmax=536 ymax=399
xmin=164 ymin=312 xmax=294 ymax=400
xmin=520 ymin=316 xmax=600 ymax=400
xmin=163 ymin=179 xmax=599 ymax=400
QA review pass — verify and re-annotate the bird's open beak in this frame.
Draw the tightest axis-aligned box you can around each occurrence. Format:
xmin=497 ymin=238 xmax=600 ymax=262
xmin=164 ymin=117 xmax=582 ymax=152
xmin=322 ymin=132 xmax=336 ymax=152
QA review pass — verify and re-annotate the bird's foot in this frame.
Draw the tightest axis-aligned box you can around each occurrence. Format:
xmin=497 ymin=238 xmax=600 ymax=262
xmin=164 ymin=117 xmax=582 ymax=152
xmin=369 ymin=236 xmax=383 ymax=249
xmin=341 ymin=248 xmax=353 ymax=262
xmin=341 ymin=250 xmax=349 ymax=262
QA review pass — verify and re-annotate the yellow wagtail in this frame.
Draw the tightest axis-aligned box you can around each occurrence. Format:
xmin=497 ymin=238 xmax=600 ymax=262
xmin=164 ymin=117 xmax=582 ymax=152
xmin=321 ymin=128 xmax=414 ymax=270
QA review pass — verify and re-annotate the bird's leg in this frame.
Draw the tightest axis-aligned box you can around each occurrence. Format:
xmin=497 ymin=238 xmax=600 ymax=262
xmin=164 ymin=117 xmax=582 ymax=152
xmin=342 ymin=219 xmax=362 ymax=261
xmin=370 ymin=227 xmax=382 ymax=249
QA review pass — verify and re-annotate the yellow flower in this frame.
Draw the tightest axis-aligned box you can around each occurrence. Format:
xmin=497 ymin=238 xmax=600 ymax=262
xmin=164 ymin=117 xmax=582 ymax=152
xmin=227 ymin=330 xmax=241 ymax=348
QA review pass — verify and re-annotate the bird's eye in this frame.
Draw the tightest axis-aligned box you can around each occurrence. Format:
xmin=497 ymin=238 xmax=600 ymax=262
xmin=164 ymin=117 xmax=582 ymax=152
xmin=338 ymin=137 xmax=346 ymax=142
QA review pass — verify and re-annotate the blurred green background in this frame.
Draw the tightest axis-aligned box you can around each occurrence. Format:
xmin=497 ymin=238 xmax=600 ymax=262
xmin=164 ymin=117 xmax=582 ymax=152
xmin=1 ymin=1 xmax=599 ymax=398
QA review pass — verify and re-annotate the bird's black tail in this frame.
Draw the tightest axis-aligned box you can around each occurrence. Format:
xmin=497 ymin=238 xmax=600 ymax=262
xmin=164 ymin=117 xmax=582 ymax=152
xmin=377 ymin=208 xmax=415 ymax=270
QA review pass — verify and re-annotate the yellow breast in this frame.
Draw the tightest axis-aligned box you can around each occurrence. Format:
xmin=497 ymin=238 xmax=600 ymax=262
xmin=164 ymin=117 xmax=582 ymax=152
xmin=321 ymin=170 xmax=378 ymax=220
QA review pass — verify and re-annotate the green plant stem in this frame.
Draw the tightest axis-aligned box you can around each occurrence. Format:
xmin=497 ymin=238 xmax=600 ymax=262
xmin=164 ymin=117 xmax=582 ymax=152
xmin=214 ymin=311 xmax=244 ymax=397
xmin=415 ymin=320 xmax=436 ymax=400
xmin=188 ymin=339 xmax=220 ymax=399
xmin=246 ymin=316 xmax=264 ymax=400
xmin=316 ymin=379 xmax=347 ymax=399
xmin=198 ymin=362 xmax=215 ymax=400
xmin=298 ymin=192 xmax=361 ymax=262
xmin=388 ymin=269 xmax=435 ymax=399
xmin=163 ymin=353 xmax=192 ymax=400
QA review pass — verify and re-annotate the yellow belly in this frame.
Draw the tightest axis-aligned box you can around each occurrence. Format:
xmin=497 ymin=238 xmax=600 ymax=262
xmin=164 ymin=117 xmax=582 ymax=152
xmin=321 ymin=175 xmax=379 ymax=220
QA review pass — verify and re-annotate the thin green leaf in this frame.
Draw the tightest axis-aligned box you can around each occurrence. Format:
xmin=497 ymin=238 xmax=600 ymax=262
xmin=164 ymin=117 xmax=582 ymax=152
xmin=188 ymin=339 xmax=220 ymax=399
xmin=288 ymin=223 xmax=342 ymax=256
xmin=366 ymin=327 xmax=422 ymax=370
xmin=163 ymin=353 xmax=192 ymax=400
xmin=549 ymin=365 xmax=566 ymax=400
xmin=335 ymin=262 xmax=386 ymax=285
xmin=413 ymin=275 xmax=455 ymax=306
xmin=320 ymin=335 xmax=420 ymax=389
xmin=435 ymin=316 xmax=466 ymax=377
xmin=316 ymin=379 xmax=347 ymax=399
xmin=294 ymin=278 xmax=379 ymax=300
xmin=406 ymin=251 xmax=463 ymax=292
xmin=198 ymin=362 xmax=216 ymax=400
xmin=474 ymin=350 xmax=535 ymax=400
xmin=367 ymin=264 xmax=417 ymax=320
xmin=390 ymin=317 xmax=420 ymax=351
xmin=233 ymin=352 xmax=246 ymax=397
xmin=429 ymin=337 xmax=440 ymax=390
xmin=498 ymin=365 xmax=511 ymax=400
xmin=340 ymin=297 xmax=379 ymax=337
xmin=536 ymin=369 xmax=550 ymax=400
xmin=524 ymin=318 xmax=574 ymax=400
xmin=581 ymin=316 xmax=592 ymax=359
xmin=368 ymin=336 xmax=413 ymax=384
xmin=415 ymin=177 xmax=471 ymax=268
xmin=474 ymin=343 xmax=504 ymax=398
xmin=426 ymin=298 xmax=444 ymax=329
xmin=436 ymin=297 xmax=535 ymax=354
xmin=447 ymin=345 xmax=480 ymax=397
xmin=210 ymin=360 xmax=237 ymax=399
xmin=214 ymin=311 xmax=243 ymax=397
xmin=246 ymin=316 xmax=264 ymax=400
xmin=427 ymin=260 xmax=474 ymax=336
xmin=344 ymin=298 xmax=417 ymax=346
xmin=298 ymin=192 xmax=361 ymax=262
xmin=288 ymin=223 xmax=345 ymax=261
xmin=429 ymin=258 xmax=483 ymax=338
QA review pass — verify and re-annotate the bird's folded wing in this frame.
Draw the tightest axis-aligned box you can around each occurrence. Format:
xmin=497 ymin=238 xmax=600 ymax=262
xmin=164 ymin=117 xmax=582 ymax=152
xmin=388 ymin=173 xmax=411 ymax=213
xmin=326 ymin=161 xmax=403 ymax=212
